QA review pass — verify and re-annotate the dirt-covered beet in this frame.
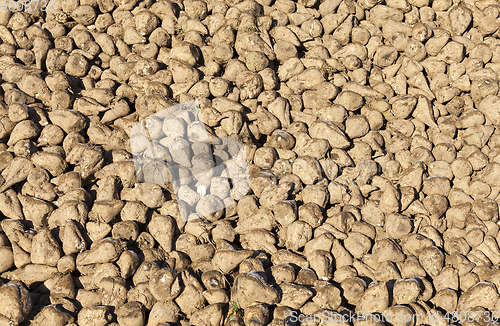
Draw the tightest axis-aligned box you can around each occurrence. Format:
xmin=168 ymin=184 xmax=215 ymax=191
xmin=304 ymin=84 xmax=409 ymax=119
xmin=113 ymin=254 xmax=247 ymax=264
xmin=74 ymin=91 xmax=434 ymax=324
xmin=0 ymin=0 xmax=500 ymax=325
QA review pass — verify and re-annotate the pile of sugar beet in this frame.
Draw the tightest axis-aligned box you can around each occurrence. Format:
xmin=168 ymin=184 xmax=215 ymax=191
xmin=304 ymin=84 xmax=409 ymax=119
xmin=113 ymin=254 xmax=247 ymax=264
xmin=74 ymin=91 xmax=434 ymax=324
xmin=2 ymin=0 xmax=500 ymax=324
